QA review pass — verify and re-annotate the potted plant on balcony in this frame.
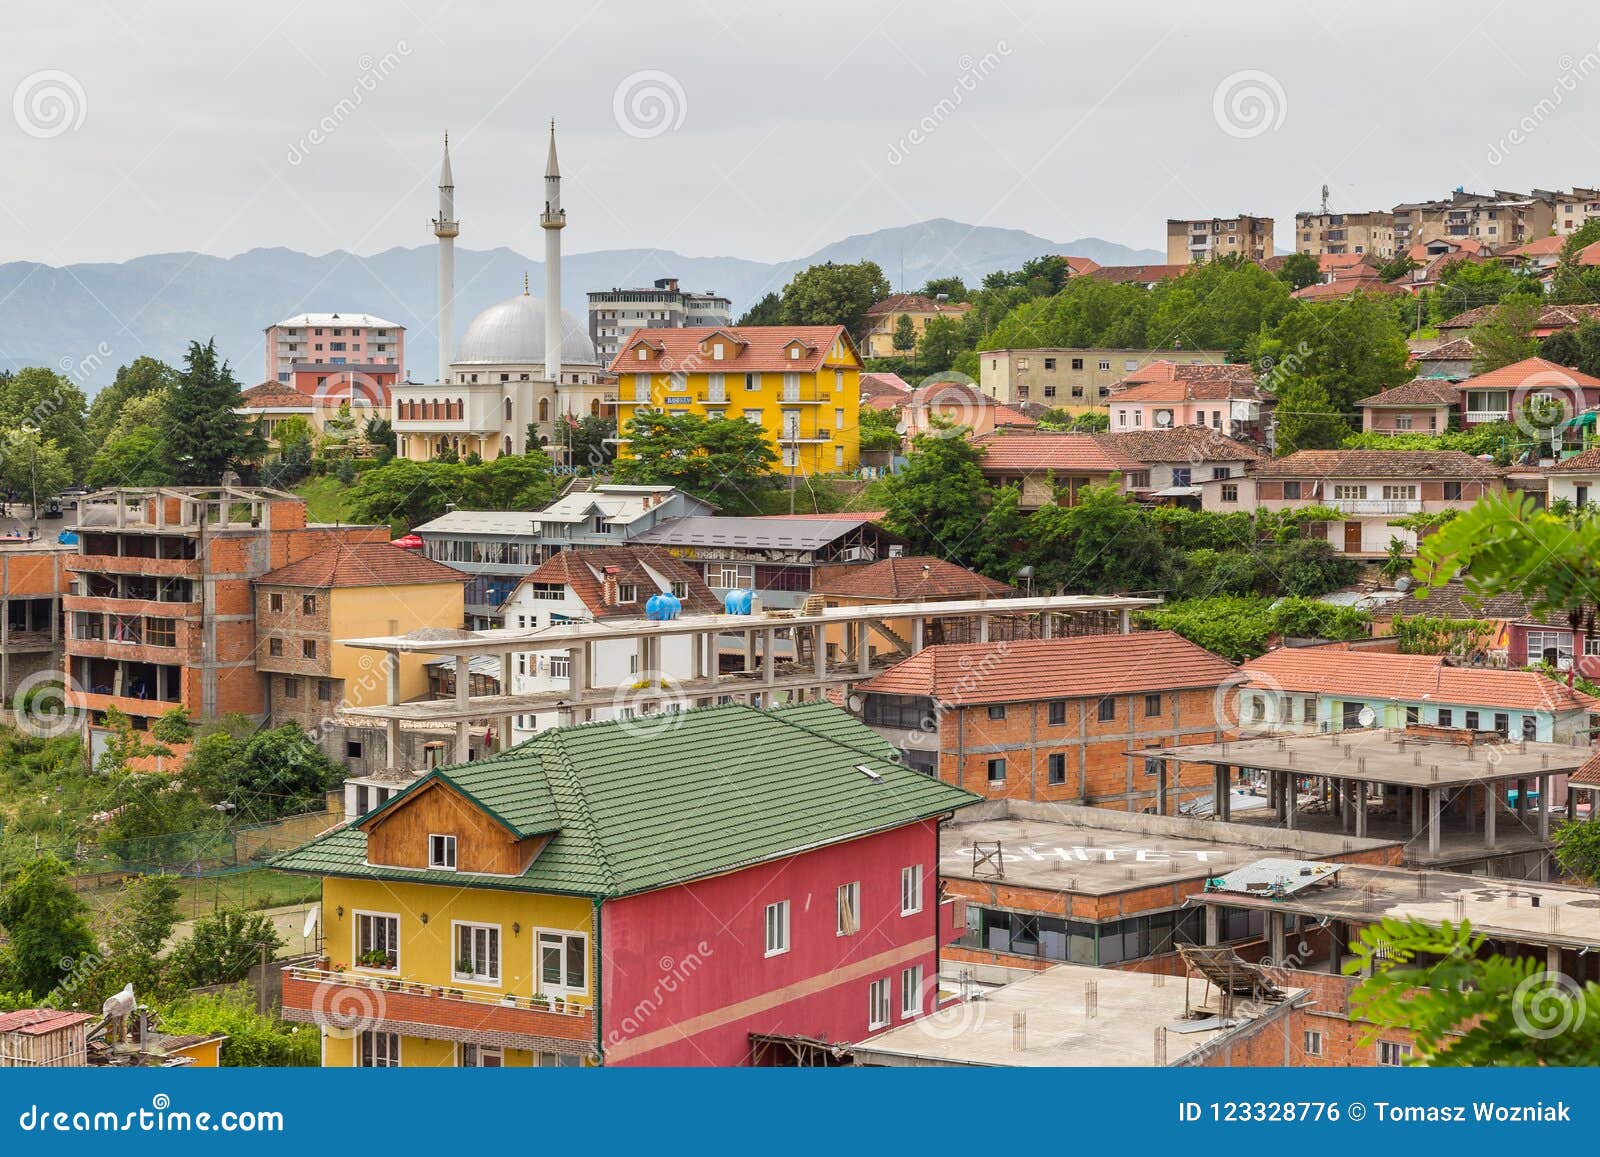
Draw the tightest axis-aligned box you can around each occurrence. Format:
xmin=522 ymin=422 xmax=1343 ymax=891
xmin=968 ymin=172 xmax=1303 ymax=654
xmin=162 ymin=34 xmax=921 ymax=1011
xmin=500 ymin=993 xmax=518 ymax=1007
xmin=358 ymin=948 xmax=391 ymax=969
xmin=455 ymin=958 xmax=475 ymax=979
xmin=530 ymin=993 xmax=550 ymax=1010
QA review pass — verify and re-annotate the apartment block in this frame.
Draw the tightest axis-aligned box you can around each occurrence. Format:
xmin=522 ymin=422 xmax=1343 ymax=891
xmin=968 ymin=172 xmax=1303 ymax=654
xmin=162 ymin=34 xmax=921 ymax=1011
xmin=1293 ymin=210 xmax=1395 ymax=258
xmin=1391 ymin=190 xmax=1556 ymax=252
xmin=0 ymin=540 xmax=70 ymax=699
xmin=1165 ymin=215 xmax=1274 ymax=265
xmin=860 ymin=294 xmax=973 ymax=359
xmin=1548 ymin=187 xmax=1600 ymax=235
xmin=977 ymin=347 xmax=1228 ymax=409
xmin=587 ymin=278 xmax=732 ymax=364
xmin=63 ymin=487 xmax=387 ymax=753
xmin=262 ymin=311 xmax=405 ymax=390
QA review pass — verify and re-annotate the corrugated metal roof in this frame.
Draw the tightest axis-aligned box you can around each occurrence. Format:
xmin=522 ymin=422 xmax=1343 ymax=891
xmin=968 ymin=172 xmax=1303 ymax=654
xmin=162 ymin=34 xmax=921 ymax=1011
xmin=635 ymin=515 xmax=889 ymax=551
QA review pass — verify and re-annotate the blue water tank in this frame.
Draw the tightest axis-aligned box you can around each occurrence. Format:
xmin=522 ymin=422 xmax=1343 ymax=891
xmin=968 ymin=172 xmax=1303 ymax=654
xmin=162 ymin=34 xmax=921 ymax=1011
xmin=57 ymin=531 xmax=78 ymax=545
xmin=723 ymin=589 xmax=754 ymax=615
xmin=645 ymin=592 xmax=682 ymax=621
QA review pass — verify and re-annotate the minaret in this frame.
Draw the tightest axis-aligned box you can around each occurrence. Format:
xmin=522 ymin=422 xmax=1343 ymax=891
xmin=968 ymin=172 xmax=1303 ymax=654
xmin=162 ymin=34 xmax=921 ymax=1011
xmin=432 ymin=132 xmax=459 ymax=384
xmin=540 ymin=120 xmax=566 ymax=393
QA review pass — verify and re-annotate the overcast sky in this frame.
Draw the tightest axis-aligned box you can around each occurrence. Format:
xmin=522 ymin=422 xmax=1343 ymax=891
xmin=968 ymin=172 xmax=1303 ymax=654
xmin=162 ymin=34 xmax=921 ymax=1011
xmin=5 ymin=0 xmax=1600 ymax=268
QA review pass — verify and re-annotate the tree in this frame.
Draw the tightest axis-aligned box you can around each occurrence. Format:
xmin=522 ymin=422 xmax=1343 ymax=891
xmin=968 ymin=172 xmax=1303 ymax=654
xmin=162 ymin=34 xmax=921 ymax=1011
xmin=0 ymin=856 xmax=96 ymax=999
xmin=857 ymin=405 xmax=901 ymax=452
xmin=1254 ymin=291 xmax=1412 ymax=429
xmin=779 ymin=261 xmax=891 ymax=338
xmin=877 ymin=426 xmax=991 ymax=559
xmin=0 ymin=428 xmax=73 ymax=506
xmin=1272 ymin=376 xmax=1348 ymax=454
xmin=87 ymin=357 xmax=177 ymax=445
xmin=1552 ymin=819 xmax=1600 ymax=885
xmin=170 ymin=909 xmax=285 ymax=989
xmin=613 ymin=410 xmax=777 ymax=510
xmin=1541 ymin=319 xmax=1600 ymax=379
xmin=460 ymin=452 xmax=557 ymax=512
xmin=363 ymin=415 xmax=396 ymax=463
xmin=915 ymin=316 xmax=966 ymax=375
xmin=0 ymin=366 xmax=91 ymax=478
xmin=1550 ymin=218 xmax=1600 ymax=303
xmin=1429 ymin=259 xmax=1538 ymax=324
xmin=1025 ymin=481 xmax=1176 ymax=594
xmin=157 ymin=986 xmax=317 ymax=1066
xmin=179 ymin=724 xmax=341 ymax=823
xmin=1347 ymin=917 xmax=1600 ymax=1065
xmin=921 ymin=276 xmax=970 ymax=301
xmin=161 ymin=340 xmax=265 ymax=484
xmin=563 ymin=413 xmax=617 ymax=472
xmin=86 ymin=427 xmax=176 ymax=489
xmin=1276 ymin=252 xmax=1321 ymax=290
xmin=1469 ymin=297 xmax=1542 ymax=373
xmin=150 ymin=706 xmax=194 ymax=746
xmin=100 ymin=873 xmax=183 ymax=1002
xmin=735 ymin=291 xmax=783 ymax=327
xmin=891 ymin=313 xmax=917 ymax=354
xmin=347 ymin=459 xmax=467 ymax=530
xmin=1146 ymin=256 xmax=1296 ymax=359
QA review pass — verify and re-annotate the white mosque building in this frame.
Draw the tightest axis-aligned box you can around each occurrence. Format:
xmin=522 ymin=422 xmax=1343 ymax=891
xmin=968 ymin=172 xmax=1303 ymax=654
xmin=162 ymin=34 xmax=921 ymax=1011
xmin=391 ymin=124 xmax=615 ymax=464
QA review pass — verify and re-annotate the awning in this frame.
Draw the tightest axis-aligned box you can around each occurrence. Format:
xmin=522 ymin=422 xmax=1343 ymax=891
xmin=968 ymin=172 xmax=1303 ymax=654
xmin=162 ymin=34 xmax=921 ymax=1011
xmin=1152 ymin=485 xmax=1202 ymax=498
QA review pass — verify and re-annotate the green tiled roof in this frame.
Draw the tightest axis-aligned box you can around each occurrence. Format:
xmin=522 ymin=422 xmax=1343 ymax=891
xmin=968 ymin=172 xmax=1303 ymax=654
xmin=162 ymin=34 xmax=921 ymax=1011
xmin=273 ymin=702 xmax=978 ymax=898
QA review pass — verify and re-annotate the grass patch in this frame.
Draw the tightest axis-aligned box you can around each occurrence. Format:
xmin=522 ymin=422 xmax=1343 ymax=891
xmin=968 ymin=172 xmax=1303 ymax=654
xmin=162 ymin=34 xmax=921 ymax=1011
xmin=81 ymin=869 xmax=318 ymax=921
xmin=293 ymin=475 xmax=355 ymax=524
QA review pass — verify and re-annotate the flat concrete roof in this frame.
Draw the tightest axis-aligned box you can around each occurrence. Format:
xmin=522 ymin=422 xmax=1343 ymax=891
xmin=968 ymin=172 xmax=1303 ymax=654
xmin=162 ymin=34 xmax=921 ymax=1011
xmin=1192 ymin=861 xmax=1600 ymax=951
xmin=1155 ymin=728 xmax=1591 ymax=789
xmin=941 ymin=801 xmax=1398 ymax=899
xmin=852 ymin=963 xmax=1302 ymax=1067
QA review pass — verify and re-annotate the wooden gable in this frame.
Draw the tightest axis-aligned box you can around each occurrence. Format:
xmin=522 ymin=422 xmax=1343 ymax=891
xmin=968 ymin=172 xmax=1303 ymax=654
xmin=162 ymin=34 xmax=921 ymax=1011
xmin=360 ymin=777 xmax=547 ymax=876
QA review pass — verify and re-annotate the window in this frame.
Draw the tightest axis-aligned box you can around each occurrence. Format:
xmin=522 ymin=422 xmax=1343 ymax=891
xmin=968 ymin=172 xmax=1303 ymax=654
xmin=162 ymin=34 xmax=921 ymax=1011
xmin=269 ymin=592 xmax=283 ymax=613
xmin=1527 ymin=630 xmax=1572 ymax=666
xmin=1378 ymin=1041 xmax=1412 ymax=1067
xmin=282 ymin=676 xmax=300 ymax=699
xmin=302 ymin=639 xmax=317 ymax=659
xmin=616 ymin=583 xmax=637 ymax=603
xmin=1522 ymin=716 xmax=1538 ymax=740
xmin=1098 ymin=359 xmax=1111 ymax=372
xmin=837 ymin=881 xmax=860 ymax=936
xmin=428 ymin=833 xmax=457 ymax=870
xmin=1405 ymin=705 xmax=1419 ymax=725
xmin=268 ymin=636 xmax=283 ymax=657
xmin=1097 ymin=698 xmax=1115 ymax=722
xmin=346 ymin=739 xmax=363 ymax=759
xmin=1071 ymin=357 xmax=1084 ymax=371
xmin=1332 ymin=484 xmax=1367 ymax=500
xmin=355 ymin=912 xmax=399 ymax=971
xmin=454 ymin=922 xmax=500 ymax=982
xmin=538 ymin=931 xmax=588 ymax=994
xmin=764 ymin=900 xmax=790 ymax=956
xmin=358 ymin=1030 xmax=400 ymax=1067
xmin=302 ymin=594 xmax=317 ymax=614
xmin=900 ymin=865 xmax=923 ymax=915
xmin=1494 ymin=712 xmax=1509 ymax=737
xmin=987 ymin=704 xmax=1006 ymax=721
xmin=1464 ymin=710 xmax=1480 ymax=730
xmin=1048 ymin=753 xmax=1067 ymax=785
xmin=868 ymin=978 xmax=891 ymax=1029
xmin=986 ymin=758 xmax=1006 ymax=784
xmin=460 ymin=1044 xmax=503 ymax=1068
xmin=901 ymin=964 xmax=923 ymax=1018
xmin=1221 ymin=483 xmax=1238 ymax=503
xmin=1048 ymin=700 xmax=1067 ymax=725
xmin=1282 ymin=481 xmax=1302 ymax=500
xmin=1381 ymin=484 xmax=1417 ymax=501
xmin=1144 ymin=693 xmax=1162 ymax=717
xmin=1170 ymin=467 xmax=1191 ymax=487
xmin=318 ymin=679 xmax=334 ymax=702
xmin=1302 ymin=697 xmax=1316 ymax=722
xmin=1438 ymin=708 xmax=1454 ymax=727
xmin=1303 ymin=1030 xmax=1324 ymax=1057
xmin=1043 ymin=358 xmax=1056 ymax=370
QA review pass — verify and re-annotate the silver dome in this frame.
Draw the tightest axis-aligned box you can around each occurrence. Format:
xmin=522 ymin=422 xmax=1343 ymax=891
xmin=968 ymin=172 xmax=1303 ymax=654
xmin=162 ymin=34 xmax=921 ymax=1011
xmin=452 ymin=293 xmax=598 ymax=366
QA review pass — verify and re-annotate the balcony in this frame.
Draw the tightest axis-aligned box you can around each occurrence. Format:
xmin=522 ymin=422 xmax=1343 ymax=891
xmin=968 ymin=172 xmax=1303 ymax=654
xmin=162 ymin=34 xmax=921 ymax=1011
xmin=280 ymin=967 xmax=595 ymax=1057
xmin=779 ymin=430 xmax=833 ymax=443
xmin=1326 ymin=498 xmax=1422 ymax=515
xmin=1466 ymin=410 xmax=1510 ymax=424
xmin=69 ymin=554 xmax=200 ymax=579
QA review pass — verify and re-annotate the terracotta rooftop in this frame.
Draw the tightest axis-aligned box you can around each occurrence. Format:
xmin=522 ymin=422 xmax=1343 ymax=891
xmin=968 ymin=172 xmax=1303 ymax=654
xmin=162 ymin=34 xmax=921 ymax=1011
xmin=1092 ymin=426 xmax=1265 ymax=464
xmin=1453 ymin=356 xmax=1600 ymax=392
xmin=257 ymin=542 xmax=468 ymax=589
xmin=1241 ymin=648 xmax=1598 ymax=714
xmin=239 ymin=381 xmax=314 ymax=409
xmin=1356 ymin=379 xmax=1461 ymax=407
xmin=1545 ymin=446 xmax=1600 ymax=474
xmin=1085 ymin=263 xmax=1191 ymax=285
xmin=1415 ymin=337 xmax=1475 ymax=362
xmin=609 ymin=325 xmax=855 ymax=375
xmin=1109 ymin=361 xmax=1263 ymax=403
xmin=1251 ymin=449 xmax=1501 ymax=481
xmin=904 ymin=380 xmax=1037 ymax=427
xmin=1572 ymin=750 xmax=1600 ymax=788
xmin=865 ymin=293 xmax=973 ymax=317
xmin=1441 ymin=303 xmax=1600 ymax=333
xmin=1292 ymin=272 xmax=1404 ymax=301
xmin=0 ymin=1009 xmax=93 ymax=1035
xmin=511 ymin=545 xmax=720 ymax=620
xmin=857 ymin=632 xmax=1236 ymax=704
xmin=971 ymin=430 xmax=1143 ymax=474
xmin=811 ymin=556 xmax=1012 ymax=601
xmin=860 ymin=372 xmax=913 ymax=403
xmin=1394 ymin=580 xmax=1562 ymax=628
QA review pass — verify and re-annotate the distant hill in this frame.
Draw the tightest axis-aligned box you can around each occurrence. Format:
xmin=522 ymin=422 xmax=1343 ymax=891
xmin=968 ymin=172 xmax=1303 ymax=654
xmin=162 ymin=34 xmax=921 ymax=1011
xmin=0 ymin=220 xmax=1161 ymax=390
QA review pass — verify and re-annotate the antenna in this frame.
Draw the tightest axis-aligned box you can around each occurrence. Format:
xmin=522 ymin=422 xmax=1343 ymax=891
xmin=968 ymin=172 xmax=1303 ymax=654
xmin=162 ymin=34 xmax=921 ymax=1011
xmin=1321 ymin=184 xmax=1330 ymax=214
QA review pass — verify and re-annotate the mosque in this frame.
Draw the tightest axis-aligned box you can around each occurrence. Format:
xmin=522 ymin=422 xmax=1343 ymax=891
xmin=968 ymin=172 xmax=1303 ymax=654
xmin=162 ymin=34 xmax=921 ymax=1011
xmin=390 ymin=124 xmax=614 ymax=463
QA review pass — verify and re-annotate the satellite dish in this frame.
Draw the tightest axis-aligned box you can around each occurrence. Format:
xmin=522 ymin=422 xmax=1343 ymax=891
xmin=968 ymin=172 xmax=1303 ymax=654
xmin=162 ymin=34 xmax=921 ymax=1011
xmin=303 ymin=904 xmax=321 ymax=940
xmin=847 ymin=694 xmax=864 ymax=712
xmin=1357 ymin=706 xmax=1376 ymax=728
xmin=1155 ymin=410 xmax=1173 ymax=428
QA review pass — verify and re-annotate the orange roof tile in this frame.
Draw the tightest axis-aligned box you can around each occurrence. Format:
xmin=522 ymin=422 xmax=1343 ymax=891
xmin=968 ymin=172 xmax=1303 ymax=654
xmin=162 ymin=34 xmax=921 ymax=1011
xmin=1241 ymin=648 xmax=1598 ymax=713
xmin=971 ymin=430 xmax=1143 ymax=475
xmin=1453 ymin=356 xmax=1600 ymax=392
xmin=857 ymin=632 xmax=1237 ymax=704
xmin=865 ymin=293 xmax=973 ymax=317
xmin=512 ymin=545 xmax=720 ymax=620
xmin=1251 ymin=449 xmax=1501 ymax=480
xmin=1357 ymin=379 xmax=1460 ymax=407
xmin=609 ymin=325 xmax=856 ymax=375
xmin=257 ymin=542 xmax=468 ymax=589
xmin=1093 ymin=427 xmax=1265 ymax=464
xmin=0 ymin=1009 xmax=93 ymax=1035
xmin=1572 ymin=749 xmax=1600 ymax=788
xmin=812 ymin=556 xmax=1012 ymax=601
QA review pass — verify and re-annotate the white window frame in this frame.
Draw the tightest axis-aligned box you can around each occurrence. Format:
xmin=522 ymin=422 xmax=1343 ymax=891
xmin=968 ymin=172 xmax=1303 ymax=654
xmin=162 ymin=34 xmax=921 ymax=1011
xmin=868 ymin=977 xmax=891 ymax=1029
xmin=1331 ymin=483 xmax=1367 ymax=500
xmin=1378 ymin=1040 xmax=1412 ymax=1066
xmin=428 ymin=832 xmax=457 ymax=870
xmin=1303 ymin=1029 xmax=1323 ymax=1056
xmin=1381 ymin=484 xmax=1417 ymax=500
xmin=900 ymin=964 xmax=923 ymax=1019
xmin=900 ymin=865 xmax=924 ymax=916
xmin=353 ymin=910 xmax=400 ymax=973
xmin=358 ymin=1029 xmax=401 ymax=1068
xmin=460 ymin=1043 xmax=503 ymax=1068
xmin=837 ymin=881 xmax=861 ymax=937
xmin=536 ymin=929 xmax=589 ymax=997
xmin=452 ymin=921 xmax=501 ymax=985
xmin=1528 ymin=630 xmax=1573 ymax=664
xmin=764 ymin=900 xmax=791 ymax=957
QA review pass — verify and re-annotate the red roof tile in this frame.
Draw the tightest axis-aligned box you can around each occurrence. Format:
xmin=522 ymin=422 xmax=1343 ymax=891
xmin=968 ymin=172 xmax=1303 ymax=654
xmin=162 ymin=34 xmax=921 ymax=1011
xmin=257 ymin=542 xmax=469 ymax=589
xmin=1453 ymin=356 xmax=1600 ymax=392
xmin=1415 ymin=337 xmax=1475 ymax=362
xmin=0 ymin=1009 xmax=93 ymax=1035
xmin=1572 ymin=749 xmax=1600 ymax=788
xmin=239 ymin=381 xmax=314 ymax=409
xmin=1251 ymin=449 xmax=1501 ymax=480
xmin=1085 ymin=264 xmax=1191 ymax=285
xmin=1357 ymin=379 xmax=1460 ymax=407
xmin=857 ymin=632 xmax=1236 ymax=704
xmin=609 ymin=325 xmax=856 ymax=375
xmin=512 ymin=545 xmax=720 ymax=620
xmin=1093 ymin=427 xmax=1265 ymax=464
xmin=1241 ymin=648 xmax=1598 ymax=713
xmin=812 ymin=556 xmax=1012 ymax=601
xmin=971 ymin=430 xmax=1143 ymax=474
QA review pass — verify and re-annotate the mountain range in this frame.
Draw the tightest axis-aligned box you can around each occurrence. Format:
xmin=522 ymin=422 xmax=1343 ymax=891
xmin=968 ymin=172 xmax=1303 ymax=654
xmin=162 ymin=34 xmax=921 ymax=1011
xmin=0 ymin=219 xmax=1161 ymax=391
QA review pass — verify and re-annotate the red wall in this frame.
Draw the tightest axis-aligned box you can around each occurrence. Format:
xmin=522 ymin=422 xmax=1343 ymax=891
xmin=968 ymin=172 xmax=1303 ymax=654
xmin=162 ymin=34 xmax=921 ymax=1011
xmin=599 ymin=819 xmax=944 ymax=1066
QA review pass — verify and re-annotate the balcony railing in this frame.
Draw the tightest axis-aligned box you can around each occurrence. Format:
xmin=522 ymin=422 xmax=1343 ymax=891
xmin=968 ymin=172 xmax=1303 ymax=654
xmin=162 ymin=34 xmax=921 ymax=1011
xmin=1326 ymin=498 xmax=1422 ymax=515
xmin=1466 ymin=410 xmax=1510 ymax=423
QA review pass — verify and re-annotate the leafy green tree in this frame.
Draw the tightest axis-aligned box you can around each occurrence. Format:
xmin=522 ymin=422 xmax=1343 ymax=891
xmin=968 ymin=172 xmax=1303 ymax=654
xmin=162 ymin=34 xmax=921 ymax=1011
xmin=86 ymin=357 xmax=177 ymax=445
xmin=857 ymin=406 xmax=901 ymax=452
xmin=0 ymin=366 xmax=91 ymax=477
xmin=1378 ymin=254 xmax=1419 ymax=282
xmin=921 ymin=276 xmax=970 ymax=301
xmin=1469 ymin=297 xmax=1542 ymax=373
xmin=0 ymin=428 xmax=73 ymax=504
xmin=1272 ymin=376 xmax=1348 ymax=454
xmin=1255 ymin=291 xmax=1412 ymax=428
xmin=1553 ymin=819 xmax=1600 ymax=884
xmin=157 ymin=985 xmax=317 ymax=1066
xmin=1347 ymin=917 xmax=1600 ymax=1066
xmin=1550 ymin=219 xmax=1600 ymax=303
xmin=346 ymin=459 xmax=465 ymax=530
xmin=86 ymin=427 xmax=176 ymax=489
xmin=161 ymin=340 xmax=265 ymax=484
xmin=1276 ymin=252 xmax=1321 ymax=290
xmin=1540 ymin=319 xmax=1600 ymax=379
xmin=891 ymin=313 xmax=917 ymax=354
xmin=170 ymin=909 xmax=285 ymax=989
xmin=1136 ymin=595 xmax=1369 ymax=662
xmin=1146 ymin=256 xmax=1296 ymax=359
xmin=363 ymin=415 xmax=396 ymax=463
xmin=0 ymin=856 xmax=96 ymax=999
xmin=779 ymin=261 xmax=891 ymax=337
xmin=99 ymin=873 xmax=184 ymax=1002
xmin=613 ymin=410 xmax=777 ymax=510
xmin=562 ymin=413 xmax=617 ymax=472
xmin=916 ymin=316 xmax=965 ymax=374
xmin=1429 ymin=259 xmax=1539 ymax=324
xmin=735 ymin=291 xmax=783 ymax=327
xmin=1026 ymin=480 xmax=1176 ymax=594
xmin=150 ymin=706 xmax=194 ymax=746
xmin=460 ymin=452 xmax=557 ymax=511
xmin=178 ymin=724 xmax=341 ymax=823
xmin=877 ymin=426 xmax=991 ymax=559
xmin=969 ymin=484 xmax=1027 ymax=582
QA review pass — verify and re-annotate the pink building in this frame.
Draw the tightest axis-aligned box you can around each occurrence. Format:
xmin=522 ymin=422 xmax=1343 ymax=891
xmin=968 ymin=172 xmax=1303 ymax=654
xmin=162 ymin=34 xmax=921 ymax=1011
xmin=1455 ymin=357 xmax=1600 ymax=428
xmin=1106 ymin=362 xmax=1271 ymax=444
xmin=262 ymin=312 xmax=406 ymax=407
xmin=1356 ymin=379 xmax=1458 ymax=434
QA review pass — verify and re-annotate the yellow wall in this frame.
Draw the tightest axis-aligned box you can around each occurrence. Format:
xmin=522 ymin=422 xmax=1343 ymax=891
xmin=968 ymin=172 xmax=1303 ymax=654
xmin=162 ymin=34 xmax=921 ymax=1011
xmin=329 ymin=582 xmax=464 ymax=707
xmin=615 ymin=342 xmax=862 ymax=476
xmin=168 ymin=1038 xmax=224 ymax=1067
xmin=322 ymin=1032 xmax=542 ymax=1068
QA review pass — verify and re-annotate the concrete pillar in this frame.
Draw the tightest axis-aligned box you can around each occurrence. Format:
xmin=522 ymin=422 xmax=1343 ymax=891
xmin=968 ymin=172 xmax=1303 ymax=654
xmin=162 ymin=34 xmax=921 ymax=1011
xmin=814 ymin=624 xmax=827 ymax=681
xmin=1355 ymin=780 xmax=1368 ymax=838
xmin=1213 ymin=765 xmax=1228 ymax=822
xmin=385 ymin=717 xmax=399 ymax=772
xmin=1486 ymin=784 xmax=1498 ymax=849
xmin=1157 ymin=762 xmax=1168 ymax=817
xmin=856 ymin=626 xmax=871 ymax=676
xmin=1538 ymin=774 xmax=1551 ymax=840
xmin=1410 ymin=786 xmax=1422 ymax=837
xmin=1285 ymin=777 xmax=1298 ymax=831
xmin=911 ymin=616 xmax=924 ymax=652
xmin=1516 ymin=778 xmax=1528 ymax=818
xmin=744 ymin=630 xmax=758 ymax=672
xmin=1268 ymin=911 xmax=1286 ymax=965
xmin=1547 ymin=944 xmax=1562 ymax=976
xmin=978 ymin=614 xmax=990 ymax=643
xmin=1327 ymin=921 xmax=1344 ymax=972
xmin=1204 ymin=904 xmax=1219 ymax=945
xmin=1041 ymin=612 xmax=1054 ymax=640
xmin=454 ymin=720 xmax=469 ymax=763
xmin=1428 ymin=787 xmax=1441 ymax=858
xmin=765 ymin=629 xmax=779 ymax=686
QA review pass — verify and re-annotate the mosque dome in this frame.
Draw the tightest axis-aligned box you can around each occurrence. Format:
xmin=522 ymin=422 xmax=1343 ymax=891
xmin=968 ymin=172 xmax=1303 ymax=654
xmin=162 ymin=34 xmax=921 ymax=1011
xmin=453 ymin=291 xmax=597 ymax=367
